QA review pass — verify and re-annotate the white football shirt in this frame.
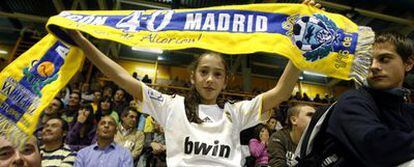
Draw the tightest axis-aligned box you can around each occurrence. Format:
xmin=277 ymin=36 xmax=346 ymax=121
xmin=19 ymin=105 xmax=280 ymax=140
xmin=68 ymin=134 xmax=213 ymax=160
xmin=139 ymin=84 xmax=268 ymax=167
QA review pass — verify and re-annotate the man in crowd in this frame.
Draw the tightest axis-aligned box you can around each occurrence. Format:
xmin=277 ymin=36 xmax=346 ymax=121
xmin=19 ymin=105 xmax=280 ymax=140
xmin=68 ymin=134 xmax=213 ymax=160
xmin=268 ymin=104 xmax=315 ymax=167
xmin=39 ymin=98 xmax=64 ymax=126
xmin=113 ymin=89 xmax=128 ymax=115
xmin=326 ymin=32 xmax=414 ymax=166
xmin=0 ymin=135 xmax=41 ymax=167
xmin=114 ymin=107 xmax=145 ymax=162
xmin=138 ymin=121 xmax=166 ymax=166
xmin=75 ymin=115 xmax=133 ymax=166
xmin=62 ymin=92 xmax=81 ymax=124
xmin=41 ymin=118 xmax=77 ymax=166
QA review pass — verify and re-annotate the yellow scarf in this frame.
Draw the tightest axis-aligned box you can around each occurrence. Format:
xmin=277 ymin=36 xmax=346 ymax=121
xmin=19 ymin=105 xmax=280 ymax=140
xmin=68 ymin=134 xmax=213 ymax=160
xmin=0 ymin=35 xmax=83 ymax=147
xmin=0 ymin=4 xmax=375 ymax=146
xmin=47 ymin=3 xmax=374 ymax=81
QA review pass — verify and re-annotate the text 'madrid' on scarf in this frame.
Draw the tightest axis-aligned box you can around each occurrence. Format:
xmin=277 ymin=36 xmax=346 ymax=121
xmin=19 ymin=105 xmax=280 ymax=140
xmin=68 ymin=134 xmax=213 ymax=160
xmin=46 ymin=3 xmax=374 ymax=82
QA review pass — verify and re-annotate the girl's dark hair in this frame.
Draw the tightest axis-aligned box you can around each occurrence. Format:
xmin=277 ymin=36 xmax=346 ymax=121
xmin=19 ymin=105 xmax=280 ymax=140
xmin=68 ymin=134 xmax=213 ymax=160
xmin=95 ymin=97 xmax=113 ymax=122
xmin=254 ymin=124 xmax=270 ymax=141
xmin=184 ymin=52 xmax=230 ymax=124
xmin=77 ymin=103 xmax=95 ymax=131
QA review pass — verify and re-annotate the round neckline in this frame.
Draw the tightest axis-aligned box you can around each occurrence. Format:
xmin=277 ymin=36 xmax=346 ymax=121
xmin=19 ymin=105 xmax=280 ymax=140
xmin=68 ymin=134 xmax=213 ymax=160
xmin=184 ymin=103 xmax=227 ymax=128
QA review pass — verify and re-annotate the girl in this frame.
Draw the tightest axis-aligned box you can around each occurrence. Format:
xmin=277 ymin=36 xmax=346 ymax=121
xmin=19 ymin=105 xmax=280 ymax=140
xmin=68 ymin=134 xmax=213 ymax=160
xmin=95 ymin=97 xmax=120 ymax=124
xmin=66 ymin=1 xmax=320 ymax=165
xmin=249 ymin=124 xmax=271 ymax=167
xmin=68 ymin=33 xmax=299 ymax=167
xmin=66 ymin=104 xmax=96 ymax=151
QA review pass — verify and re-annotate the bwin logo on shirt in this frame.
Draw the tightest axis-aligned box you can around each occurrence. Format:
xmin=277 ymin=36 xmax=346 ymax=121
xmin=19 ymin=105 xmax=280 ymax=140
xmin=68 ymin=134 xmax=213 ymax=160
xmin=184 ymin=136 xmax=231 ymax=158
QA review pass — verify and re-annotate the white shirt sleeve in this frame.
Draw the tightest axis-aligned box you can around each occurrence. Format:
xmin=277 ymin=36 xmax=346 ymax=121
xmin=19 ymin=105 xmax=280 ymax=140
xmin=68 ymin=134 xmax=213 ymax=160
xmin=231 ymin=94 xmax=268 ymax=130
xmin=138 ymin=84 xmax=174 ymax=127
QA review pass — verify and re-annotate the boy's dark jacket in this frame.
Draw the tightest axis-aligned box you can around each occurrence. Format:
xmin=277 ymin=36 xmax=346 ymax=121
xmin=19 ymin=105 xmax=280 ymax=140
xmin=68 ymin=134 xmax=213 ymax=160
xmin=326 ymin=87 xmax=414 ymax=167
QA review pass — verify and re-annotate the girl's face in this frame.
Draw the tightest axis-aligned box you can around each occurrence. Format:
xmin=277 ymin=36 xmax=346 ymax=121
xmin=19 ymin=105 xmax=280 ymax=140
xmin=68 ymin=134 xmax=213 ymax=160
xmin=259 ymin=128 xmax=269 ymax=142
xmin=101 ymin=100 xmax=111 ymax=110
xmin=191 ymin=54 xmax=227 ymax=104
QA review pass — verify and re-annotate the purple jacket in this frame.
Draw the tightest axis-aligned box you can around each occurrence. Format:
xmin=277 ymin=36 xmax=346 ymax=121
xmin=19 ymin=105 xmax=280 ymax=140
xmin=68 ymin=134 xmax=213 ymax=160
xmin=66 ymin=121 xmax=97 ymax=151
xmin=249 ymin=138 xmax=269 ymax=165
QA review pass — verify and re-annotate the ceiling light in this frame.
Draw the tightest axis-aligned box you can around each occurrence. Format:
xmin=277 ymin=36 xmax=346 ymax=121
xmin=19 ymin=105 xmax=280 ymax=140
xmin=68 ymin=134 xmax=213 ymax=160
xmin=0 ymin=50 xmax=8 ymax=54
xmin=131 ymin=47 xmax=163 ymax=54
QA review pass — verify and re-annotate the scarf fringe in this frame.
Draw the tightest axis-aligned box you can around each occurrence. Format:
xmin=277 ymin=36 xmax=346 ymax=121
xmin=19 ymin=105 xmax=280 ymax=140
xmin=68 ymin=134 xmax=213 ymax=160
xmin=351 ymin=26 xmax=375 ymax=85
xmin=0 ymin=116 xmax=30 ymax=149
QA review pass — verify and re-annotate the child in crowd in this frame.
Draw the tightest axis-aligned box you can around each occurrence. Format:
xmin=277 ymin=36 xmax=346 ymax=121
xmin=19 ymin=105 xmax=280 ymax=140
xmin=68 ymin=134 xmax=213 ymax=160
xmin=66 ymin=1 xmax=322 ymax=165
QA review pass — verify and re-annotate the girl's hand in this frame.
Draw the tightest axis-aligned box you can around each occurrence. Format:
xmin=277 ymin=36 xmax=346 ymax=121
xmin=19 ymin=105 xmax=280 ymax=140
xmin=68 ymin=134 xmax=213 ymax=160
xmin=302 ymin=0 xmax=325 ymax=10
xmin=66 ymin=30 xmax=87 ymax=46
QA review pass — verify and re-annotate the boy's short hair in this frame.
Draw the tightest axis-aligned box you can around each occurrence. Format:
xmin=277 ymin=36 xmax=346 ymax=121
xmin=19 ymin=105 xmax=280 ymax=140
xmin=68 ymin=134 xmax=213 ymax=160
xmin=375 ymin=32 xmax=414 ymax=62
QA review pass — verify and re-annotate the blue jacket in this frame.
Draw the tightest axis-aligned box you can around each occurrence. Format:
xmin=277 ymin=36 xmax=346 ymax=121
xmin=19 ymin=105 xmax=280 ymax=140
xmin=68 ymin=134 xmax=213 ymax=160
xmin=327 ymin=87 xmax=414 ymax=167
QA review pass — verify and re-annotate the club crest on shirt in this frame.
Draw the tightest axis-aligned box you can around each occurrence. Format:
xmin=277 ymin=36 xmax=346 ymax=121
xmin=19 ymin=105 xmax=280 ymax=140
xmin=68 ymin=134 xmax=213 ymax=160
xmin=147 ymin=89 xmax=164 ymax=102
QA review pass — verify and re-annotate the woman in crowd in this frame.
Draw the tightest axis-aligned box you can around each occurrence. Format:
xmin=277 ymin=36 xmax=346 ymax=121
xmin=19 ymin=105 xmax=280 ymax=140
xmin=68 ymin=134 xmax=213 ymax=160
xmin=95 ymin=96 xmax=120 ymax=124
xmin=66 ymin=104 xmax=96 ymax=151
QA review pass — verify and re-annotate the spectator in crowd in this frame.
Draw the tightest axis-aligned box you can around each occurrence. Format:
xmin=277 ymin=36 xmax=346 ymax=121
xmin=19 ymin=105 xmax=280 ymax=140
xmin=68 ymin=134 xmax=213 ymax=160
xmin=113 ymin=89 xmax=128 ymax=115
xmin=267 ymin=116 xmax=283 ymax=134
xmin=132 ymin=72 xmax=140 ymax=80
xmin=58 ymin=86 xmax=71 ymax=106
xmin=39 ymin=97 xmax=64 ymax=127
xmin=41 ymin=118 xmax=77 ymax=166
xmin=102 ymin=86 xmax=113 ymax=99
xmin=114 ymin=107 xmax=145 ymax=163
xmin=326 ymin=32 xmax=414 ymax=166
xmin=313 ymin=94 xmax=323 ymax=103
xmin=91 ymin=89 xmax=102 ymax=113
xmin=301 ymin=93 xmax=311 ymax=101
xmin=0 ymin=135 xmax=41 ymax=167
xmin=62 ymin=92 xmax=81 ymax=124
xmin=292 ymin=92 xmax=302 ymax=101
xmin=81 ymin=82 xmax=94 ymax=103
xmin=268 ymin=104 xmax=315 ymax=167
xmin=129 ymin=99 xmax=138 ymax=109
xmin=66 ymin=104 xmax=96 ymax=151
xmin=248 ymin=124 xmax=271 ymax=166
xmin=95 ymin=97 xmax=120 ymax=124
xmin=138 ymin=121 xmax=166 ymax=167
xmin=141 ymin=74 xmax=152 ymax=84
xmin=74 ymin=116 xmax=133 ymax=167
xmin=321 ymin=93 xmax=334 ymax=104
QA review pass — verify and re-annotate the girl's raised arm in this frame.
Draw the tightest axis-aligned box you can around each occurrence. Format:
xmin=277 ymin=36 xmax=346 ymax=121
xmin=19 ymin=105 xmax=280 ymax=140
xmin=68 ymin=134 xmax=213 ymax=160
xmin=67 ymin=30 xmax=143 ymax=101
xmin=261 ymin=61 xmax=301 ymax=112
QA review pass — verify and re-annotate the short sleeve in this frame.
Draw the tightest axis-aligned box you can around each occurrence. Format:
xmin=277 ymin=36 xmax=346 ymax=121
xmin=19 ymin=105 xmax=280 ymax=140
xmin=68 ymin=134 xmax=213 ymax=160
xmin=138 ymin=84 xmax=174 ymax=127
xmin=230 ymin=94 xmax=266 ymax=130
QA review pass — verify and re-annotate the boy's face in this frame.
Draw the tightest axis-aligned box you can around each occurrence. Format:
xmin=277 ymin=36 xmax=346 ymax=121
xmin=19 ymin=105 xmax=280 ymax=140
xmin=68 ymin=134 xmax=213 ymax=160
xmin=368 ymin=42 xmax=413 ymax=90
